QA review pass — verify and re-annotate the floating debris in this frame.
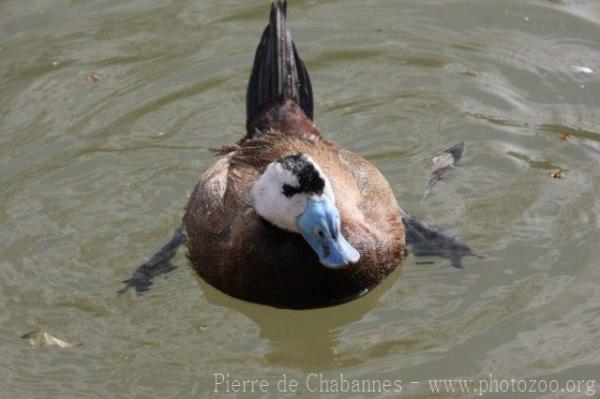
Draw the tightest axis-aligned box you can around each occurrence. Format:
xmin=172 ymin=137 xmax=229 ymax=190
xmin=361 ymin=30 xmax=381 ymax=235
xmin=560 ymin=133 xmax=571 ymax=141
xmin=551 ymin=170 xmax=565 ymax=179
xmin=432 ymin=143 xmax=464 ymax=170
xmin=21 ymin=331 xmax=80 ymax=349
xmin=87 ymin=73 xmax=99 ymax=82
xmin=571 ymin=65 xmax=594 ymax=75
xmin=422 ymin=142 xmax=465 ymax=200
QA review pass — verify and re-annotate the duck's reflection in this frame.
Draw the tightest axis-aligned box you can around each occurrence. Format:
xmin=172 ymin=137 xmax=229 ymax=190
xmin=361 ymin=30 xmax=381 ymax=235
xmin=198 ymin=266 xmax=403 ymax=370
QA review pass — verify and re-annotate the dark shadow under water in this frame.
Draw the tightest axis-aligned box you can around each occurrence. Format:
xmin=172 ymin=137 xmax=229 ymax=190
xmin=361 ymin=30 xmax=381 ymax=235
xmin=198 ymin=265 xmax=403 ymax=370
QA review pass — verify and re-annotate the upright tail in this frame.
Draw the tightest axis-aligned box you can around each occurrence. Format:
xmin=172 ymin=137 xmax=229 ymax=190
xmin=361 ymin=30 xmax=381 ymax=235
xmin=246 ymin=0 xmax=314 ymax=134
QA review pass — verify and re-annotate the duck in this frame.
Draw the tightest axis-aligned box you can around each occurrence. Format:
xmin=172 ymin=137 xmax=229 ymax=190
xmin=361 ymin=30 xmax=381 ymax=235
xmin=182 ymin=0 xmax=406 ymax=309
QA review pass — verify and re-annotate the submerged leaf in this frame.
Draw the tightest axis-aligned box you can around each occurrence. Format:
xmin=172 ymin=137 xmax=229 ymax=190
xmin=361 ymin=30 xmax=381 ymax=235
xmin=431 ymin=142 xmax=464 ymax=171
xmin=21 ymin=331 xmax=80 ymax=348
xmin=422 ymin=142 xmax=465 ymax=200
xmin=571 ymin=65 xmax=594 ymax=75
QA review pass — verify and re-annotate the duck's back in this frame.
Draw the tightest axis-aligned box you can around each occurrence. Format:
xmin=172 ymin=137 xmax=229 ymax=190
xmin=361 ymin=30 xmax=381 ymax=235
xmin=184 ymin=132 xmax=405 ymax=308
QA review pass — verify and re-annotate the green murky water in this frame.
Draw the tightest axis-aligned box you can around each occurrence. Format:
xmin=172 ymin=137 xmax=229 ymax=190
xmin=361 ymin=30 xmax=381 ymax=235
xmin=2 ymin=0 xmax=600 ymax=398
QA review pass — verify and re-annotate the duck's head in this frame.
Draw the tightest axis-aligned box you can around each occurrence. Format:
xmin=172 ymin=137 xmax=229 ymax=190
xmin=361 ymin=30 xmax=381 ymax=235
xmin=251 ymin=154 xmax=360 ymax=269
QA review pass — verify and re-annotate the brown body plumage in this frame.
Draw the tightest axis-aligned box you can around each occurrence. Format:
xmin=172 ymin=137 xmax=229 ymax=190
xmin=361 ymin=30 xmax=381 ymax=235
xmin=183 ymin=1 xmax=405 ymax=308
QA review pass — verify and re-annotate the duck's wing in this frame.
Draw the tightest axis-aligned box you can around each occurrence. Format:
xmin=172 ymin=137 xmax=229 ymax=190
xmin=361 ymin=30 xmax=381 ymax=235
xmin=246 ymin=0 xmax=315 ymax=138
xmin=330 ymin=149 xmax=406 ymax=257
xmin=185 ymin=155 xmax=236 ymax=251
xmin=119 ymin=154 xmax=237 ymax=296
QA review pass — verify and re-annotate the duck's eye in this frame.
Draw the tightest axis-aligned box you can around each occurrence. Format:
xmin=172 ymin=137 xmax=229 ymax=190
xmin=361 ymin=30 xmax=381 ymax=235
xmin=314 ymin=228 xmax=325 ymax=239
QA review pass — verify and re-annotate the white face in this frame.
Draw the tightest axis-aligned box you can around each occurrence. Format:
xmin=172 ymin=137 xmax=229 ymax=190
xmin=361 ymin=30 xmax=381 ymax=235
xmin=251 ymin=154 xmax=335 ymax=233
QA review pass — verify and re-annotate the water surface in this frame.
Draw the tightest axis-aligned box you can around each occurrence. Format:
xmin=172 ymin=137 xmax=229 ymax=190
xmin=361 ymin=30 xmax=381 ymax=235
xmin=2 ymin=0 xmax=600 ymax=397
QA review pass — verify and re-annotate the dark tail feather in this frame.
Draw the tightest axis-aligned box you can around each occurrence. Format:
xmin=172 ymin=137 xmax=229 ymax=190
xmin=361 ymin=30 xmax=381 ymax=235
xmin=246 ymin=0 xmax=314 ymax=130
